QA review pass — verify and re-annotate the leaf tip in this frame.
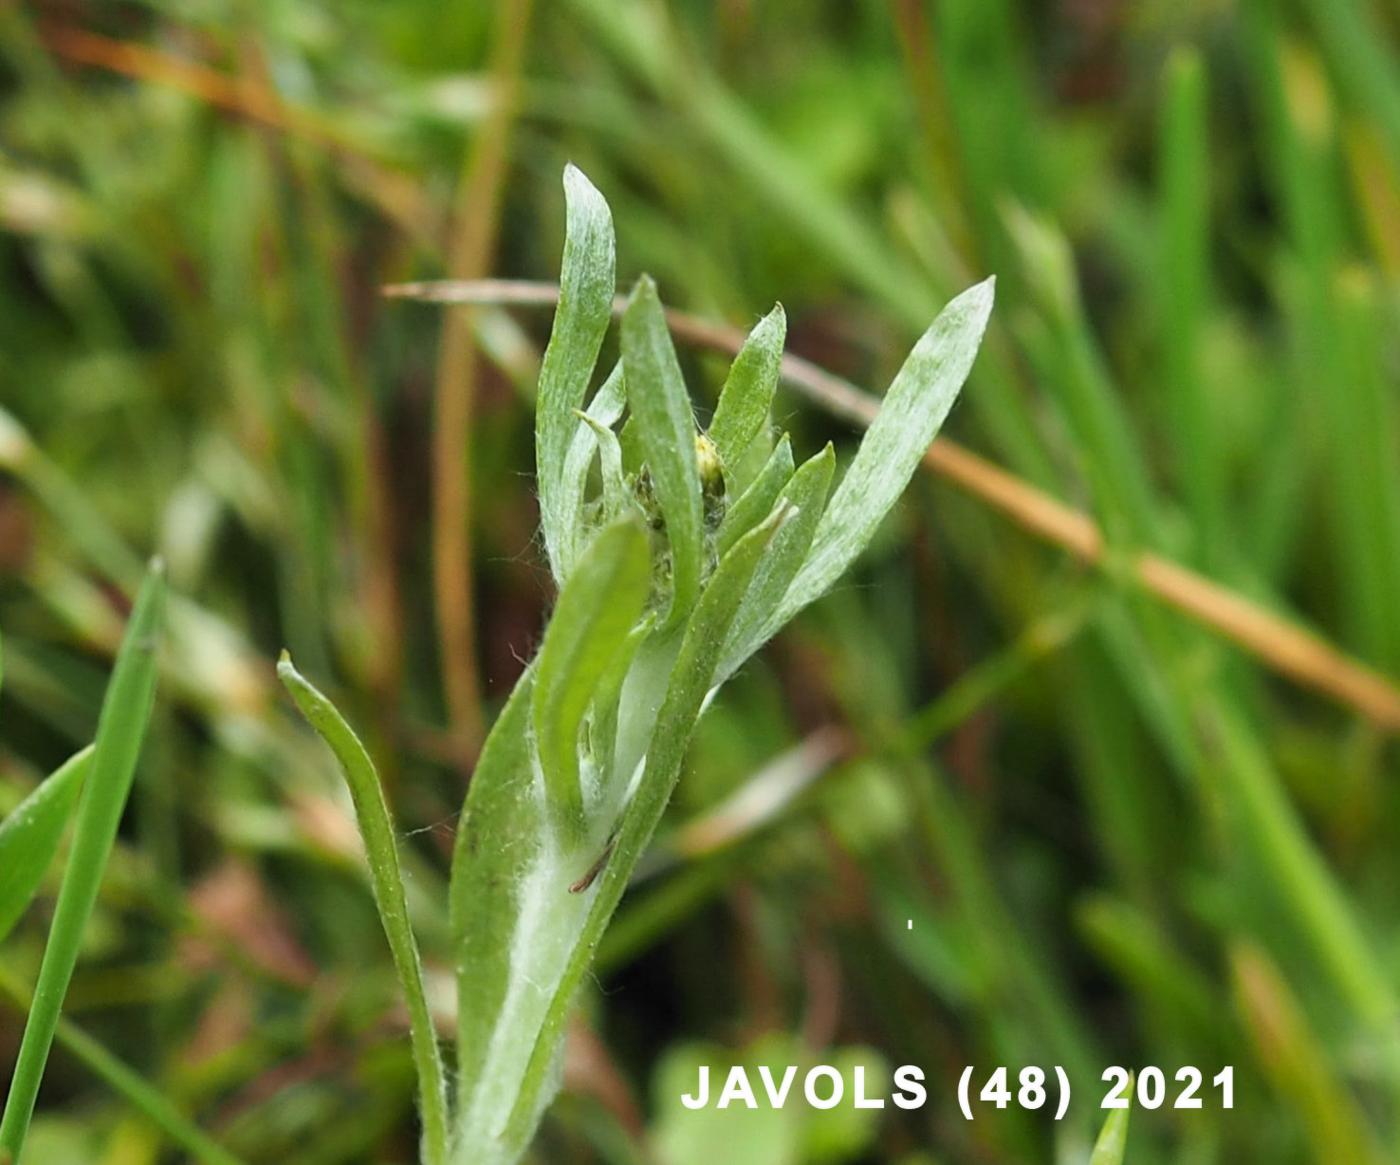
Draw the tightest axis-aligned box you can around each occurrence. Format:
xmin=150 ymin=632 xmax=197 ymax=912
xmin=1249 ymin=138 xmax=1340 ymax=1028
xmin=561 ymin=161 xmax=595 ymax=195
xmin=937 ymin=275 xmax=996 ymax=350
xmin=562 ymin=163 xmax=611 ymax=221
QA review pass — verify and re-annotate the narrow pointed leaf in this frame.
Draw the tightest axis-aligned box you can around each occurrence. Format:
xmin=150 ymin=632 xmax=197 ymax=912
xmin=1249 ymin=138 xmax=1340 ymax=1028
xmin=778 ymin=277 xmax=994 ymax=624
xmin=622 ymin=275 xmax=703 ymax=625
xmin=1089 ymin=1085 xmax=1132 ymax=1165
xmin=722 ymin=442 xmax=836 ymax=674
xmin=0 ymin=560 xmax=165 ymax=1163
xmin=278 ymin=655 xmax=450 ymax=1165
xmin=537 ymin=165 xmax=617 ymax=582
xmin=0 ymin=748 xmax=91 ymax=946
xmin=532 ymin=520 xmax=651 ymax=840
xmin=716 ymin=433 xmax=794 ymax=557
xmin=708 ymin=304 xmax=785 ymax=483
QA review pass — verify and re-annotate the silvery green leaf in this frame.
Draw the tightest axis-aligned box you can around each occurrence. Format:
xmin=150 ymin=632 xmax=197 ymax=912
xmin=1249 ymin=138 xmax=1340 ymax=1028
xmin=537 ymin=166 xmax=616 ymax=583
xmin=447 ymin=615 xmax=649 ymax=1165
xmin=716 ymin=432 xmax=794 ymax=558
xmin=448 ymin=675 xmax=557 ymax=1164
xmin=708 ymin=305 xmax=785 ymax=486
xmin=559 ymin=362 xmax=626 ymax=561
xmin=531 ymin=520 xmax=651 ymax=841
xmin=499 ymin=502 xmax=794 ymax=1152
xmin=776 ymin=277 xmax=994 ymax=624
xmin=0 ymin=748 xmax=90 ymax=945
xmin=622 ymin=275 xmax=703 ymax=625
xmin=721 ymin=442 xmax=835 ymax=674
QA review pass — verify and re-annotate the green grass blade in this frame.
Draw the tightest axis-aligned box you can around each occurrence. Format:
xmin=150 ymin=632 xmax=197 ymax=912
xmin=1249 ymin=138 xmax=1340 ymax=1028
xmin=0 ymin=560 xmax=165 ymax=1164
xmin=1330 ymin=272 xmax=1400 ymax=670
xmin=1211 ymin=703 xmax=1395 ymax=1029
xmin=708 ymin=305 xmax=784 ymax=485
xmin=622 ymin=274 xmax=704 ymax=626
xmin=1232 ymin=943 xmax=1386 ymax=1164
xmin=277 ymin=654 xmax=450 ymax=1165
xmin=780 ymin=278 xmax=993 ymax=621
xmin=1158 ymin=48 xmax=1225 ymax=569
xmin=716 ymin=433 xmax=793 ymax=558
xmin=1005 ymin=209 xmax=1160 ymax=543
xmin=1297 ymin=0 xmax=1400 ymax=175
xmin=0 ymin=966 xmax=246 ymax=1165
xmin=1076 ymin=895 xmax=1216 ymax=1048
xmin=1089 ymin=1085 xmax=1131 ymax=1165
xmin=531 ymin=519 xmax=651 ymax=841
xmin=538 ymin=165 xmax=617 ymax=583
xmin=0 ymin=748 xmax=91 ymax=945
xmin=903 ymin=598 xmax=1096 ymax=751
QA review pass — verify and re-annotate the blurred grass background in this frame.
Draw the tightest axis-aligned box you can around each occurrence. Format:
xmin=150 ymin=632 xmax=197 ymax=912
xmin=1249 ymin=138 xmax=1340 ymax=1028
xmin=2 ymin=1 xmax=1400 ymax=1162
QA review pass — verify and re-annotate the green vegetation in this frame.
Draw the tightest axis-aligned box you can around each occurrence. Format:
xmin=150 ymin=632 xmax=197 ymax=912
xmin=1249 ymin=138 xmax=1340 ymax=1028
xmin=3 ymin=4 xmax=1400 ymax=1163
xmin=292 ymin=165 xmax=989 ymax=1163
xmin=1 ymin=563 xmax=165 ymax=1161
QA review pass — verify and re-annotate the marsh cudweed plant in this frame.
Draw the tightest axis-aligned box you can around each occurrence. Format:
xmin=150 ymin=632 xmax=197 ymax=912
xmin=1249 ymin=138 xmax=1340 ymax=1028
xmin=279 ymin=168 xmax=993 ymax=1165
